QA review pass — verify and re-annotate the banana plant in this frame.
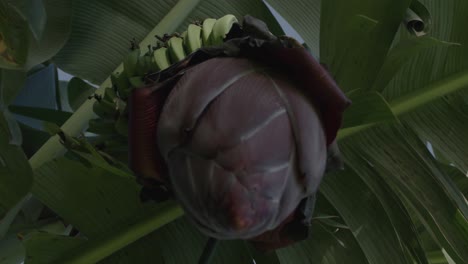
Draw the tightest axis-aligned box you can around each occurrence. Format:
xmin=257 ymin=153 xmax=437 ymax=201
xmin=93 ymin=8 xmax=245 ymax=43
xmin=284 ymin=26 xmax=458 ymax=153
xmin=0 ymin=0 xmax=467 ymax=263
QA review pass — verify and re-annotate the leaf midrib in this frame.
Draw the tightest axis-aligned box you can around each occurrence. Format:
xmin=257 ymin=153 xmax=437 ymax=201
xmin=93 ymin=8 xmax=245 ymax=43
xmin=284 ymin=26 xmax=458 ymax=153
xmin=338 ymin=69 xmax=468 ymax=139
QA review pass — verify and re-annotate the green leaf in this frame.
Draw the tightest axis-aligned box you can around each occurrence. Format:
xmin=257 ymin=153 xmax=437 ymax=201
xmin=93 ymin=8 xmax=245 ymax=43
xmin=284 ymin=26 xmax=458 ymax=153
xmin=426 ymin=250 xmax=454 ymax=264
xmin=4 ymin=216 xmax=72 ymax=264
xmin=264 ymin=0 xmax=321 ymax=56
xmin=0 ymin=110 xmax=32 ymax=218
xmin=22 ymin=232 xmax=87 ymax=264
xmin=52 ymin=0 xmax=283 ymax=83
xmin=343 ymin=124 xmax=468 ymax=263
xmin=319 ymin=168 xmax=412 ymax=264
xmin=0 ymin=108 xmax=21 ymax=145
xmin=32 ymin=157 xmax=144 ymax=238
xmin=0 ymin=69 xmax=27 ymax=106
xmin=379 ymin=0 xmax=468 ymax=176
xmin=401 ymin=86 xmax=468 ymax=173
xmin=212 ymin=240 xmax=253 ymax=264
xmin=0 ymin=1 xmax=29 ymax=68
xmin=8 ymin=105 xmax=72 ymax=126
xmin=6 ymin=0 xmax=47 ymax=41
xmin=0 ymin=197 xmax=26 ymax=239
xmin=277 ymin=223 xmax=368 ymax=264
xmin=18 ymin=123 xmax=50 ymax=157
xmin=317 ymin=218 xmax=350 ymax=230
xmin=342 ymin=89 xmax=396 ymax=128
xmin=0 ymin=0 xmax=72 ymax=70
xmin=67 ymin=77 xmax=95 ymax=112
xmin=0 ymin=235 xmax=25 ymax=264
xmin=55 ymin=201 xmax=182 ymax=264
xmin=439 ymin=163 xmax=468 ymax=197
xmin=246 ymin=244 xmax=281 ymax=264
xmin=96 ymin=234 xmax=165 ymax=264
xmin=341 ymin=143 xmax=429 ymax=264
xmin=32 ymin=157 xmax=185 ymax=263
xmin=372 ymin=35 xmax=459 ymax=92
xmin=321 ymin=0 xmax=412 ymax=92
xmin=129 ymin=217 xmax=255 ymax=264
xmin=70 ymin=151 xmax=133 ymax=179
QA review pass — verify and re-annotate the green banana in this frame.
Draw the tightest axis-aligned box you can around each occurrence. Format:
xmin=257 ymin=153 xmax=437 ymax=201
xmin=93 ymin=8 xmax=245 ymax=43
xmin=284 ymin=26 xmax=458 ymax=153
xmin=91 ymin=87 xmax=117 ymax=118
xmin=111 ymin=72 xmax=131 ymax=99
xmin=92 ymin=100 xmax=115 ymax=118
xmin=153 ymin=47 xmax=171 ymax=70
xmin=184 ymin=24 xmax=202 ymax=54
xmin=149 ymin=51 xmax=160 ymax=72
xmin=180 ymin=30 xmax=188 ymax=40
xmin=129 ymin=76 xmax=144 ymax=88
xmin=209 ymin=15 xmax=238 ymax=46
xmin=167 ymin=37 xmax=186 ymax=63
xmin=123 ymin=48 xmax=141 ymax=78
xmin=115 ymin=98 xmax=127 ymax=116
xmin=201 ymin=18 xmax=217 ymax=46
xmin=123 ymin=16 xmax=236 ymax=82
xmin=102 ymin=87 xmax=118 ymax=103
xmin=136 ymin=54 xmax=153 ymax=76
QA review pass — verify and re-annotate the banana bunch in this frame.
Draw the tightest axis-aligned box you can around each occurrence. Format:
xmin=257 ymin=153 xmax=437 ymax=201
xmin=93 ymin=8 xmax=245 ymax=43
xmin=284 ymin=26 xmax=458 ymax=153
xmin=87 ymin=15 xmax=238 ymax=162
xmin=119 ymin=14 xmax=238 ymax=94
xmin=87 ymin=86 xmax=129 ymax=161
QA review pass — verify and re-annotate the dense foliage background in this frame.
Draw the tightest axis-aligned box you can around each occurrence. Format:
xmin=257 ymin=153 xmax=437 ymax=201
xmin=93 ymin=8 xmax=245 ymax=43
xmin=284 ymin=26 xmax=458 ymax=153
xmin=0 ymin=0 xmax=467 ymax=263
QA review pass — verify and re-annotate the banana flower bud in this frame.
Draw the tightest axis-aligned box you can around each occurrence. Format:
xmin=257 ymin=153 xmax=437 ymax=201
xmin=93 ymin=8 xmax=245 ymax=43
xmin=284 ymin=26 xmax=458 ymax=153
xmin=129 ymin=15 xmax=351 ymax=250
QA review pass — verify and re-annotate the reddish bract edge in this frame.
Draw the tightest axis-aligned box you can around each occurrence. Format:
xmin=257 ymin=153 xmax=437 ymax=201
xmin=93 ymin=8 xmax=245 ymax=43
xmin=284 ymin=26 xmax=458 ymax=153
xmin=128 ymin=83 xmax=171 ymax=184
xmin=243 ymin=44 xmax=351 ymax=146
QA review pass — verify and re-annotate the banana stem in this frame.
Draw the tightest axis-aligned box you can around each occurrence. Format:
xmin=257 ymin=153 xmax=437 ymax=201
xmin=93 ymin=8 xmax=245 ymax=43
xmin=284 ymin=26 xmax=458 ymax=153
xmin=337 ymin=69 xmax=468 ymax=140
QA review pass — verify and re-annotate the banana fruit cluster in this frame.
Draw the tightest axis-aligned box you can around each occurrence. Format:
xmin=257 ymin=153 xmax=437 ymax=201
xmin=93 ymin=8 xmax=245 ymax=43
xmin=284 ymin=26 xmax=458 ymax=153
xmin=120 ymin=14 xmax=237 ymax=97
xmin=88 ymin=15 xmax=238 ymax=160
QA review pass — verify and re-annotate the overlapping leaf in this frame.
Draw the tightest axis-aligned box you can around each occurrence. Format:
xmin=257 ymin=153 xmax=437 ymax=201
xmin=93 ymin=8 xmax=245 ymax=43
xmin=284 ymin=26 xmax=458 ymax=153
xmin=340 ymin=124 xmax=468 ymax=263
xmin=66 ymin=77 xmax=95 ymax=112
xmin=264 ymin=0 xmax=321 ymax=56
xmin=320 ymin=1 xmax=468 ymax=263
xmin=276 ymin=222 xmax=368 ymax=264
xmin=341 ymin=89 xmax=395 ymax=129
xmin=0 ymin=0 xmax=72 ymax=70
xmin=380 ymin=0 xmax=468 ymax=173
xmin=0 ymin=120 xmax=32 ymax=220
xmin=22 ymin=232 xmax=87 ymax=264
xmin=320 ymin=0 xmax=412 ymax=92
xmin=319 ymin=168 xmax=411 ymax=264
